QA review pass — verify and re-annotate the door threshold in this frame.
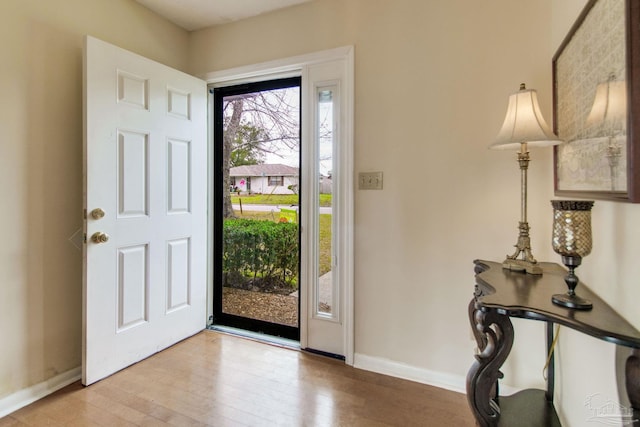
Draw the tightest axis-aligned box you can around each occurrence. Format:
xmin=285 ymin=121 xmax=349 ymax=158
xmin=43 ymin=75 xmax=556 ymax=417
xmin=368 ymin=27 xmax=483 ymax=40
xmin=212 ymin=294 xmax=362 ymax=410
xmin=208 ymin=325 xmax=300 ymax=350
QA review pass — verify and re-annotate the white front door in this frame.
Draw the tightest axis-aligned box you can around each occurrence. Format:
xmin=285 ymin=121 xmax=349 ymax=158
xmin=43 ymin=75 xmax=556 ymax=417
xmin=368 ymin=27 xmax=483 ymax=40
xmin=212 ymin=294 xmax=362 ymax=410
xmin=83 ymin=36 xmax=207 ymax=385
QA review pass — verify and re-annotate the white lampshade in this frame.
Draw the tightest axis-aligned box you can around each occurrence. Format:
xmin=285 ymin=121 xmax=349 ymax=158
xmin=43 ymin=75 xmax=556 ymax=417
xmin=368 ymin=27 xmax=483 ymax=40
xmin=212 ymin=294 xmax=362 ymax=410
xmin=491 ymin=84 xmax=562 ymax=150
xmin=585 ymin=76 xmax=627 ymax=133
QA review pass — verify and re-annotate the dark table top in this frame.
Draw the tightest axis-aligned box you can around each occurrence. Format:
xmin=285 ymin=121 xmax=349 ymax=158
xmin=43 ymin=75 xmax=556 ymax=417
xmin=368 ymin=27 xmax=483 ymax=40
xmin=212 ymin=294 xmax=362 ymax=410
xmin=474 ymin=260 xmax=640 ymax=349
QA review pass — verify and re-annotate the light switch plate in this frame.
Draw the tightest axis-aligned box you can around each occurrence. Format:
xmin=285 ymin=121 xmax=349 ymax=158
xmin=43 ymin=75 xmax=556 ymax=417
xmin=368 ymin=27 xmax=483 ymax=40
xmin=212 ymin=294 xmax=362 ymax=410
xmin=358 ymin=172 xmax=383 ymax=190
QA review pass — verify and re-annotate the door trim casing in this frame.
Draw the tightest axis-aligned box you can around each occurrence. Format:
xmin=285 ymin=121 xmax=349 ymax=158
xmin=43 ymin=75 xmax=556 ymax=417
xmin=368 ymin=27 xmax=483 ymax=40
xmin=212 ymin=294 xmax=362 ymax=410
xmin=203 ymin=46 xmax=354 ymax=365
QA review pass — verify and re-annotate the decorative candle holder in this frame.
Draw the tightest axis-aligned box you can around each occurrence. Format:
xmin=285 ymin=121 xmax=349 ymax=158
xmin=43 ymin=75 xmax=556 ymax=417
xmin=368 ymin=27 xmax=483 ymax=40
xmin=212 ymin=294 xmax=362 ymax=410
xmin=550 ymin=200 xmax=595 ymax=310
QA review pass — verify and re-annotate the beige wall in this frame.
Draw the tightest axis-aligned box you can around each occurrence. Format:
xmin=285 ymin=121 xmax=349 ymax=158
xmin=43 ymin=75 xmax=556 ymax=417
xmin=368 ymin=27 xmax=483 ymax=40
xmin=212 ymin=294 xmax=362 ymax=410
xmin=192 ymin=0 xmax=556 ymax=389
xmin=0 ymin=0 xmax=188 ymax=399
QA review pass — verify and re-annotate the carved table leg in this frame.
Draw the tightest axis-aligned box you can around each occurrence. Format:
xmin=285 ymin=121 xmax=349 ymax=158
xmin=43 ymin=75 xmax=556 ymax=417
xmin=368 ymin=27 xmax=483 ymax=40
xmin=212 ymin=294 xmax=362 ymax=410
xmin=467 ymin=299 xmax=514 ymax=427
xmin=469 ymin=298 xmax=488 ymax=352
xmin=627 ymin=348 xmax=640 ymax=425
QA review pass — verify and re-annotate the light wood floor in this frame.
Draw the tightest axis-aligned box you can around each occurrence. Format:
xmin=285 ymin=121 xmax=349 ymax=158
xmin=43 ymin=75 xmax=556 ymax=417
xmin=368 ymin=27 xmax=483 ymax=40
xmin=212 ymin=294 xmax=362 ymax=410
xmin=0 ymin=331 xmax=475 ymax=426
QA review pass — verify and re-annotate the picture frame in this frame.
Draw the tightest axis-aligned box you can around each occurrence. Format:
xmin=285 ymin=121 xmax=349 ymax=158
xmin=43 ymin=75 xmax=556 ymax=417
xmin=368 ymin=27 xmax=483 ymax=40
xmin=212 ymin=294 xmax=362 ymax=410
xmin=553 ymin=0 xmax=640 ymax=202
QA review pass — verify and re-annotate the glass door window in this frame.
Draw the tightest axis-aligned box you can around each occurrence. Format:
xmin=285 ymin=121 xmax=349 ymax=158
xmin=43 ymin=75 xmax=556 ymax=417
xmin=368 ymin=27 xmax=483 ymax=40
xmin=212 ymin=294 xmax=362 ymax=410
xmin=213 ymin=77 xmax=301 ymax=340
xmin=316 ymin=88 xmax=336 ymax=318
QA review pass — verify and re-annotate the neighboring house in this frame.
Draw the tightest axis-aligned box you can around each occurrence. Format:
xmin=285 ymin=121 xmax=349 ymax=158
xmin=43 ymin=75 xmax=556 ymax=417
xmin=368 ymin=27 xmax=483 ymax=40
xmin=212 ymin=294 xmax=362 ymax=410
xmin=319 ymin=174 xmax=332 ymax=194
xmin=230 ymin=164 xmax=299 ymax=195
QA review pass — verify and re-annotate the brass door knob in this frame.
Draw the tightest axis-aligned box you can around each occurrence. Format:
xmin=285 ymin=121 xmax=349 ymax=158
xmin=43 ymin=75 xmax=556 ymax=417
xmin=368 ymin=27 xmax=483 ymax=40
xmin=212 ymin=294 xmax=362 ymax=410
xmin=91 ymin=208 xmax=105 ymax=220
xmin=91 ymin=232 xmax=110 ymax=244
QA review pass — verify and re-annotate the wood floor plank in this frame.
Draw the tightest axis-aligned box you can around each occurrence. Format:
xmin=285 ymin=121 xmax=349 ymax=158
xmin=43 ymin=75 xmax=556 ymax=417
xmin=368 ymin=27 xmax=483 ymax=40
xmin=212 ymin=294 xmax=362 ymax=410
xmin=0 ymin=331 xmax=475 ymax=426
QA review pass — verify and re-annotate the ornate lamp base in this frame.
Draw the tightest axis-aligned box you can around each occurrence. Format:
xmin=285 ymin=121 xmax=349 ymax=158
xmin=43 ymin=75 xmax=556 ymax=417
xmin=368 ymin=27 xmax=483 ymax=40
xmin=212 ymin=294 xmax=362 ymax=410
xmin=502 ymin=221 xmax=543 ymax=275
xmin=502 ymin=258 xmax=542 ymax=275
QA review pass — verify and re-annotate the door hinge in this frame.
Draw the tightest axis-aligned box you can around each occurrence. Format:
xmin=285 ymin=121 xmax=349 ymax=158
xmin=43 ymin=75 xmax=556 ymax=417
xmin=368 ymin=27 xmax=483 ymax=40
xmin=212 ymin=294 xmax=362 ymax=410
xmin=83 ymin=208 xmax=87 ymax=220
xmin=83 ymin=233 xmax=87 ymax=244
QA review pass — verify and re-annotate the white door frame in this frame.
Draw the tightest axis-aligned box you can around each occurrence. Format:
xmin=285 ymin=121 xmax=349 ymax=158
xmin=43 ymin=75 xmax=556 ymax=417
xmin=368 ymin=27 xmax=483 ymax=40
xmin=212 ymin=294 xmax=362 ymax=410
xmin=202 ymin=46 xmax=354 ymax=364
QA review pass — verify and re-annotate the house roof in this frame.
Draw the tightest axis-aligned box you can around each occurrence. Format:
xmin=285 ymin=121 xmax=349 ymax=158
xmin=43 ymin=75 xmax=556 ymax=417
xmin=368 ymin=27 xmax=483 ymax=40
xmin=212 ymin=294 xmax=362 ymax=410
xmin=230 ymin=163 xmax=299 ymax=177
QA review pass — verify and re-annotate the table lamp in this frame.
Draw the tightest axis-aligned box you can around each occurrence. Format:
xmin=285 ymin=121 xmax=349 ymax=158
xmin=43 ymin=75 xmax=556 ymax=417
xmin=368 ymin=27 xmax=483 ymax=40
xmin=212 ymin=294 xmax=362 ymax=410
xmin=491 ymin=84 xmax=562 ymax=275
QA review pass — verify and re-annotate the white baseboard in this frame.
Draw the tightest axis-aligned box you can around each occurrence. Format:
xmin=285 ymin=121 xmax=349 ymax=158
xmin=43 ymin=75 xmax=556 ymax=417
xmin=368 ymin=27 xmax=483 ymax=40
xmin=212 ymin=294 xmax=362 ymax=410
xmin=354 ymin=353 xmax=467 ymax=394
xmin=0 ymin=367 xmax=81 ymax=418
xmin=353 ymin=353 xmax=522 ymax=396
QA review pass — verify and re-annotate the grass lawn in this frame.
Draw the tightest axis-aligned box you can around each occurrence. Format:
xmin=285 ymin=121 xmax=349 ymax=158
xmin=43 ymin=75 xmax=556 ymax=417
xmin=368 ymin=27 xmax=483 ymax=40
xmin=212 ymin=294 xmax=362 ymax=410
xmin=233 ymin=210 xmax=332 ymax=276
xmin=231 ymin=193 xmax=332 ymax=207
xmin=318 ymin=213 xmax=332 ymax=276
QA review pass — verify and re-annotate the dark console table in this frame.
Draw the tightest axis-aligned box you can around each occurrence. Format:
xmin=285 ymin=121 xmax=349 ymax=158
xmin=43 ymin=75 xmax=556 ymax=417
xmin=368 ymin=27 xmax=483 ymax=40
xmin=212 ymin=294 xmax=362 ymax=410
xmin=467 ymin=260 xmax=640 ymax=426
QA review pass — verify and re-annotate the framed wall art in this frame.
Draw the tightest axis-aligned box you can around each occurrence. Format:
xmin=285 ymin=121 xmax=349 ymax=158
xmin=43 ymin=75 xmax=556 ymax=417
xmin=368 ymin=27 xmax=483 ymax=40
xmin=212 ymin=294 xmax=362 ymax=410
xmin=553 ymin=0 xmax=640 ymax=202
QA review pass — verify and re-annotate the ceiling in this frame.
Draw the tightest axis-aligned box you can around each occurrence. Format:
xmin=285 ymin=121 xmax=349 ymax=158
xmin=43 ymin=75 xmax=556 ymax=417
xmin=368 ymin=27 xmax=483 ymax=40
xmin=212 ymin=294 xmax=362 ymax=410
xmin=135 ymin=0 xmax=313 ymax=31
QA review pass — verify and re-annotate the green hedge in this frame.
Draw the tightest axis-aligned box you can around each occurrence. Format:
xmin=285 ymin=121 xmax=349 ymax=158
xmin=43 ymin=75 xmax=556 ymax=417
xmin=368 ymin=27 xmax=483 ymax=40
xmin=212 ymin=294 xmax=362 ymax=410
xmin=223 ymin=219 xmax=299 ymax=288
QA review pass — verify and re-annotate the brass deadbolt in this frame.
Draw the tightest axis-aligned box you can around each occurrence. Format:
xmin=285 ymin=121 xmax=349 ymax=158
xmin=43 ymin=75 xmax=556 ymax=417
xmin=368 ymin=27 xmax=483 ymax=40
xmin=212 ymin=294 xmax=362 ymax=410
xmin=91 ymin=208 xmax=106 ymax=220
xmin=91 ymin=232 xmax=109 ymax=244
